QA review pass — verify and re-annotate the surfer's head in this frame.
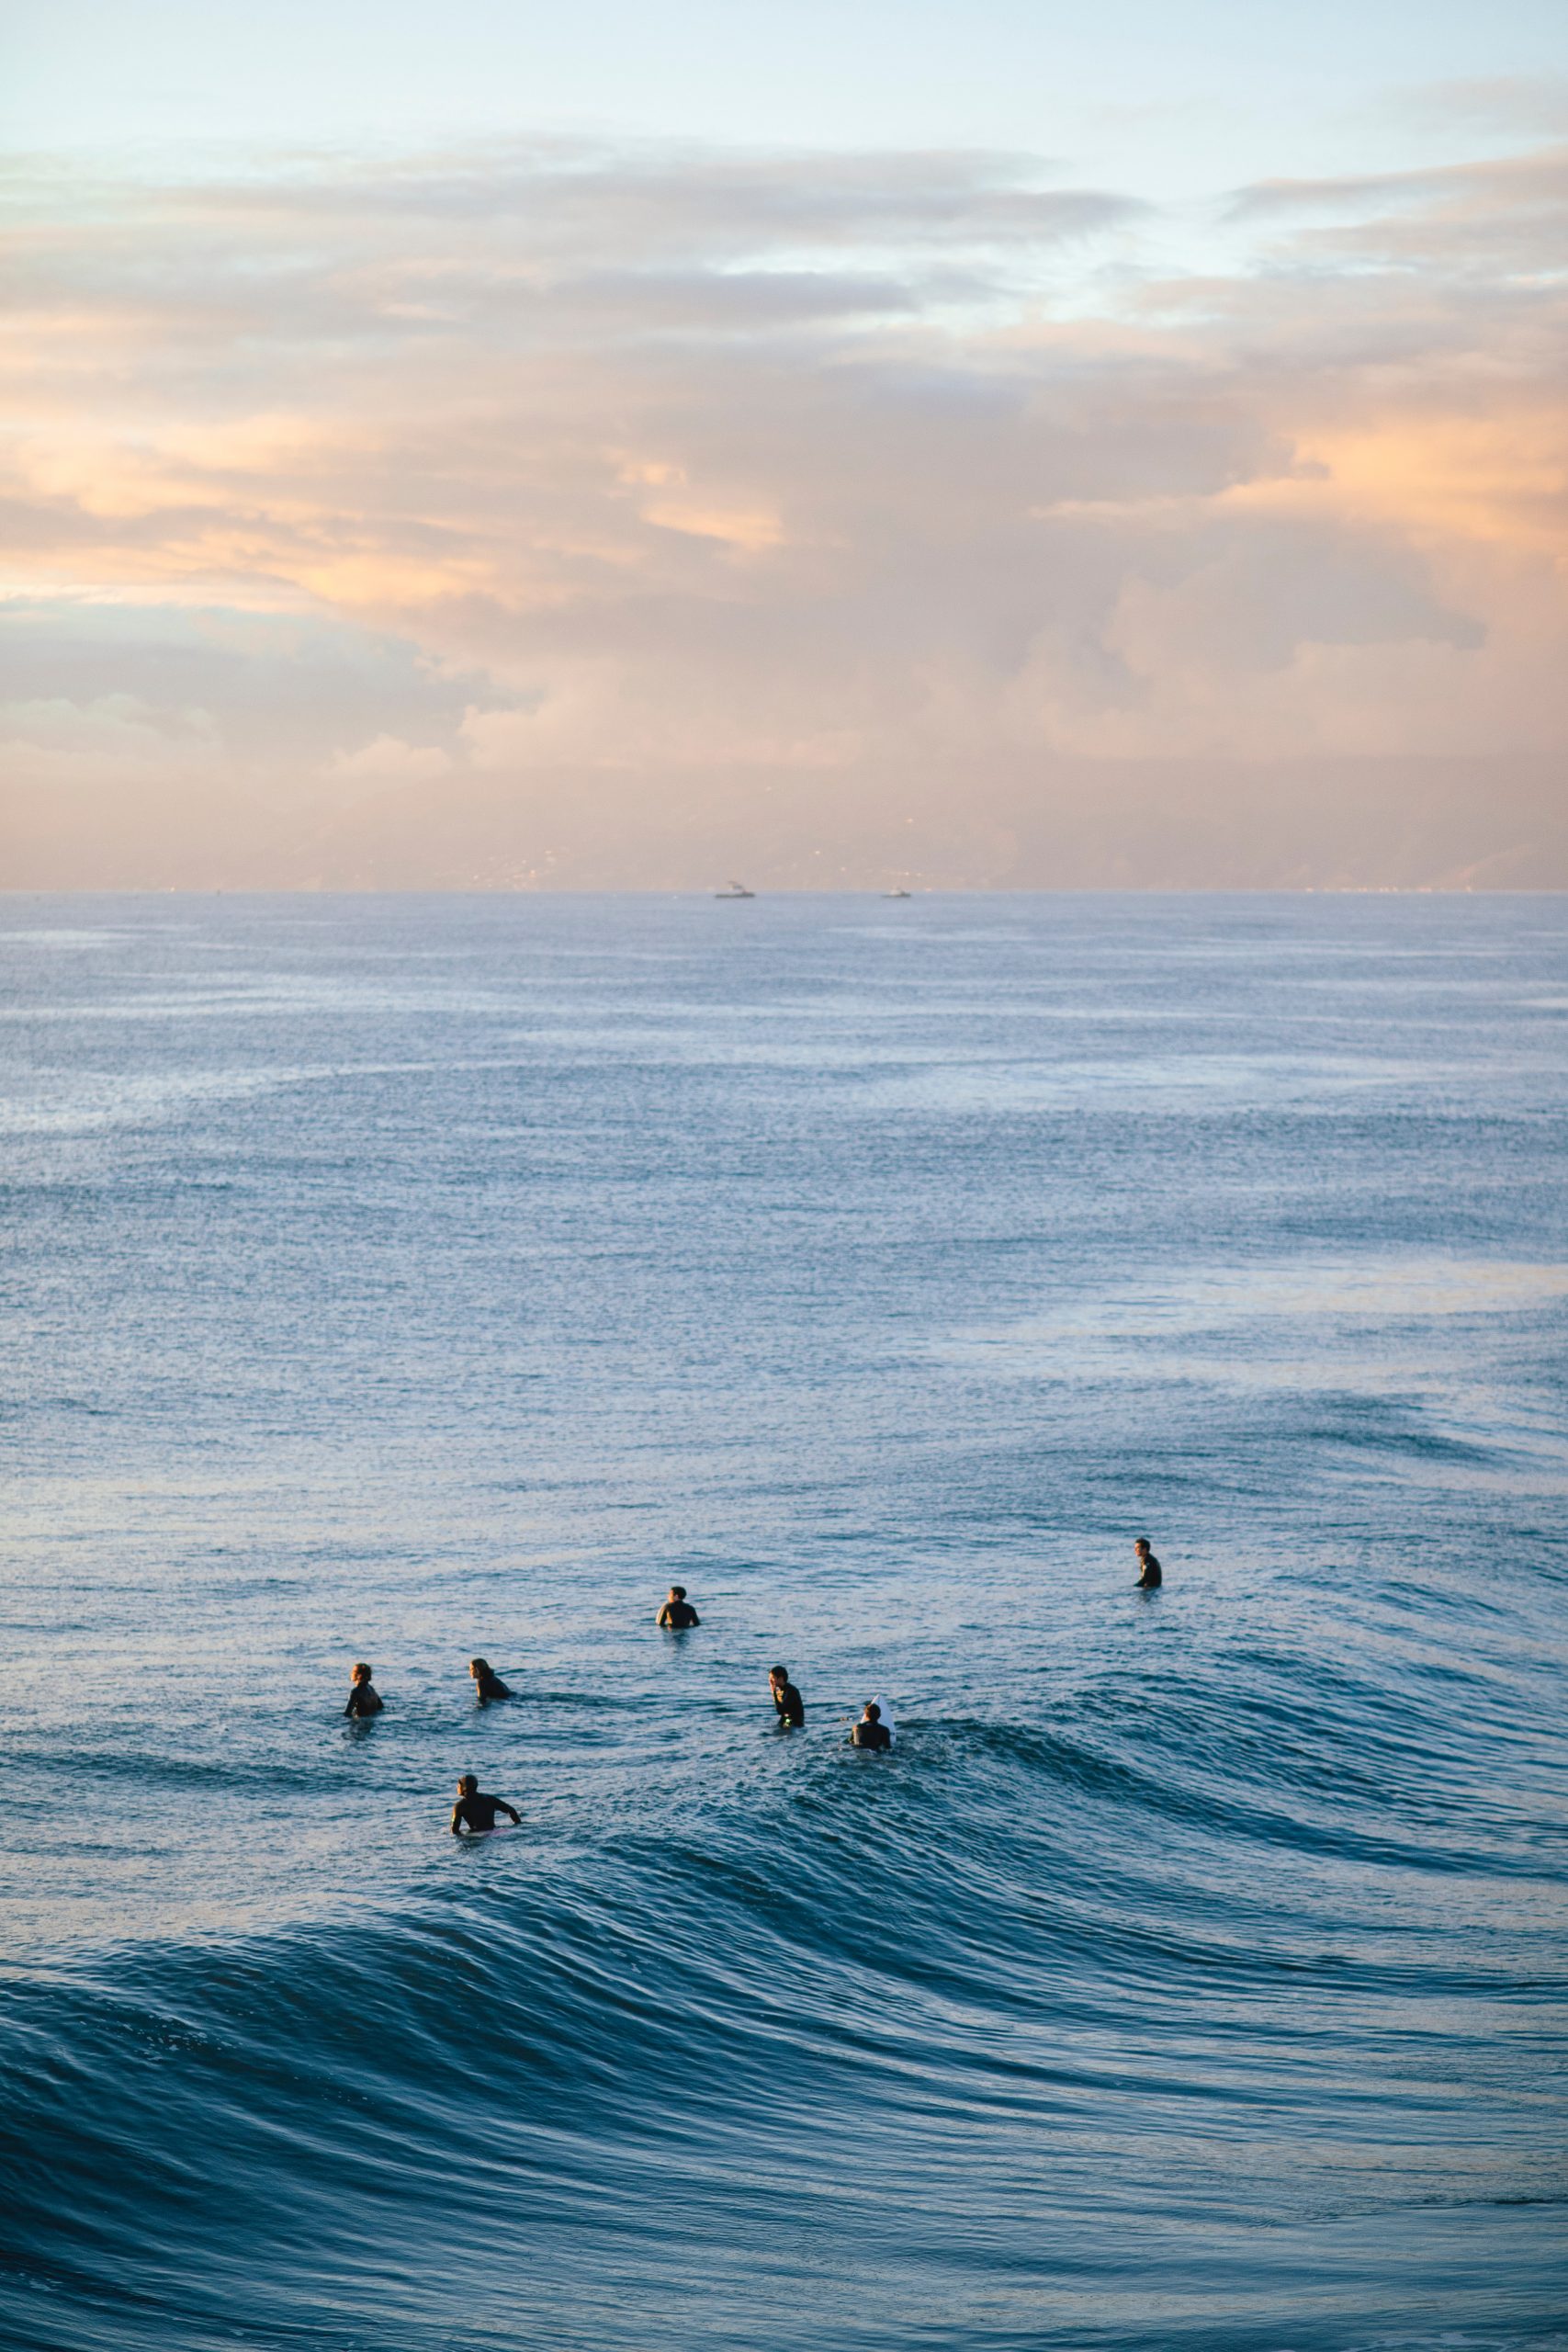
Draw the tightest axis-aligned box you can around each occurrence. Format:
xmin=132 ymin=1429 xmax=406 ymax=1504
xmin=769 ymin=1665 xmax=788 ymax=1688
xmin=351 ymin=1661 xmax=373 ymax=1683
xmin=468 ymin=1658 xmax=490 ymax=1678
xmin=668 ymin=1586 xmax=686 ymax=1600
xmin=457 ymin=1774 xmax=478 ymax=1796
xmin=862 ymin=1702 xmax=881 ymax=1722
xmin=1134 ymin=1538 xmax=1152 ymax=1557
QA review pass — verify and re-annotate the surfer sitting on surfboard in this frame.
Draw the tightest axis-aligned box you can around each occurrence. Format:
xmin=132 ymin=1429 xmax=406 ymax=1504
xmin=657 ymin=1585 xmax=700 ymax=1628
xmin=450 ymin=1775 xmax=520 ymax=1836
xmin=468 ymin=1657 xmax=513 ymax=1703
xmin=769 ymin=1667 xmax=805 ymax=1727
xmin=344 ymin=1661 xmax=383 ymax=1718
xmin=850 ymin=1702 xmax=892 ymax=1749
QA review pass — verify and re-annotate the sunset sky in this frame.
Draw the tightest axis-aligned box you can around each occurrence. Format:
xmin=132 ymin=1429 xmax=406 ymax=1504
xmin=4 ymin=1 xmax=1566 ymax=888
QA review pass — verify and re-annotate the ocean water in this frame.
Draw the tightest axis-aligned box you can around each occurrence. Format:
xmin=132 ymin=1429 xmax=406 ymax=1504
xmin=1 ymin=890 xmax=1565 ymax=2352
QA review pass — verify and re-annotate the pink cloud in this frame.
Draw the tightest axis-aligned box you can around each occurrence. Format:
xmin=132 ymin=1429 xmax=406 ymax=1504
xmin=2 ymin=133 xmax=1565 ymax=888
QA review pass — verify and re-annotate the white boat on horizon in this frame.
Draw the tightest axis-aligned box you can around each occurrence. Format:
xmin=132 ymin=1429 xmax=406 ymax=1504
xmin=713 ymin=880 xmax=756 ymax=899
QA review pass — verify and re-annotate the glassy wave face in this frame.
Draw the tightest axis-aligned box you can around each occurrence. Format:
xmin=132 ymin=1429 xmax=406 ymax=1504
xmin=2 ymin=893 xmax=1565 ymax=2352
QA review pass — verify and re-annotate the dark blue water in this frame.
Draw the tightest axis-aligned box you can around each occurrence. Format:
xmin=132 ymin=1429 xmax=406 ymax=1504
xmin=2 ymin=893 xmax=1565 ymax=2351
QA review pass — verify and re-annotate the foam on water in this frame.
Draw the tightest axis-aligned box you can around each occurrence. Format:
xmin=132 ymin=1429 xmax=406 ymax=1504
xmin=1 ymin=892 xmax=1565 ymax=2350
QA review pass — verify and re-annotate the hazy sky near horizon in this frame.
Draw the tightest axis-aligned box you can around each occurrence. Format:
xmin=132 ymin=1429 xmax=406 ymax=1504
xmin=3 ymin=1 xmax=1567 ymax=886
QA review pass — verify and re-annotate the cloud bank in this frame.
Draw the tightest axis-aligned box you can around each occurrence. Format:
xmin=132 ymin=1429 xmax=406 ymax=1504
xmin=3 ymin=133 xmax=1566 ymax=888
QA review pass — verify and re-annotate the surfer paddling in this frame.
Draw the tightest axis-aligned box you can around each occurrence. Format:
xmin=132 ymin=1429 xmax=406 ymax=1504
xmin=450 ymin=1775 xmax=520 ymax=1836
xmin=344 ymin=1661 xmax=384 ymax=1718
xmin=768 ymin=1666 xmax=805 ymax=1728
xmin=1134 ymin=1538 xmax=1163 ymax=1589
xmin=657 ymin=1585 xmax=700 ymax=1629
xmin=849 ymin=1702 xmax=891 ymax=1750
xmin=468 ymin=1657 xmax=514 ymax=1703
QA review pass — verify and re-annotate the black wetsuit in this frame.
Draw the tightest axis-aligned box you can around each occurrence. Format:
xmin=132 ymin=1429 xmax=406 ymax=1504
xmin=452 ymin=1792 xmax=518 ymax=1834
xmin=473 ymin=1671 xmax=513 ymax=1702
xmin=850 ymin=1720 xmax=891 ymax=1749
xmin=344 ymin=1684 xmax=383 ymax=1718
xmin=1135 ymin=1553 xmax=1163 ymax=1589
xmin=659 ymin=1601 xmax=700 ymax=1628
xmin=772 ymin=1682 xmax=805 ymax=1727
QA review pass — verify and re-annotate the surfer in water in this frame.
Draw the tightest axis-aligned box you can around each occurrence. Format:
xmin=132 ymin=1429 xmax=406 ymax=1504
xmin=769 ymin=1666 xmax=805 ymax=1728
xmin=450 ymin=1774 xmax=520 ymax=1836
xmin=849 ymin=1702 xmax=891 ymax=1750
xmin=1134 ymin=1538 xmax=1163 ymax=1589
xmin=344 ymin=1661 xmax=383 ymax=1718
xmin=469 ymin=1657 xmax=513 ymax=1703
xmin=657 ymin=1585 xmax=701 ymax=1629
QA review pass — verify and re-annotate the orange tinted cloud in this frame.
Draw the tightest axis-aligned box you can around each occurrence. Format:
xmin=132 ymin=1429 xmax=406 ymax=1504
xmin=1 ymin=133 xmax=1565 ymax=885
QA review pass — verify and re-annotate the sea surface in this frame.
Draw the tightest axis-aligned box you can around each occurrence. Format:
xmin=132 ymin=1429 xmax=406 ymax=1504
xmin=1 ymin=891 xmax=1565 ymax=2352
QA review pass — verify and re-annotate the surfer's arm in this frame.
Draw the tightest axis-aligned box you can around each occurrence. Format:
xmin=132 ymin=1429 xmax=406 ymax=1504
xmin=500 ymin=1802 xmax=521 ymax=1825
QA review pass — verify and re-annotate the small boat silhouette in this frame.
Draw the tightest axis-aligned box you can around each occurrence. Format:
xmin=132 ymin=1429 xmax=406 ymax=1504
xmin=883 ymin=888 xmax=912 ymax=899
xmin=713 ymin=880 xmax=756 ymax=899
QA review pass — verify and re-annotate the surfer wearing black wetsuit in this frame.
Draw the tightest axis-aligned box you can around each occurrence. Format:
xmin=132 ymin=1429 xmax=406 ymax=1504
xmin=469 ymin=1657 xmax=513 ymax=1702
xmin=657 ymin=1585 xmax=700 ymax=1628
xmin=769 ymin=1666 xmax=805 ymax=1728
xmin=450 ymin=1774 xmax=520 ymax=1836
xmin=850 ymin=1702 xmax=891 ymax=1750
xmin=1134 ymin=1538 xmax=1163 ymax=1589
xmin=344 ymin=1661 xmax=383 ymax=1718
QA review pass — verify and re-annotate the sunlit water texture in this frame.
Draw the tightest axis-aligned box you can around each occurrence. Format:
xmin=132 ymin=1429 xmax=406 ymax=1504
xmin=1 ymin=892 xmax=1565 ymax=2351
